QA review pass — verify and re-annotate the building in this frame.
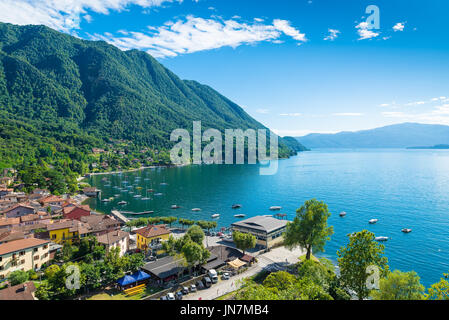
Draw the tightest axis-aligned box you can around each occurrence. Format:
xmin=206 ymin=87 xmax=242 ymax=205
xmin=83 ymin=187 xmax=100 ymax=197
xmin=134 ymin=225 xmax=170 ymax=251
xmin=96 ymin=230 xmax=129 ymax=257
xmin=231 ymin=215 xmax=288 ymax=249
xmin=0 ymin=282 xmax=36 ymax=300
xmin=63 ymin=205 xmax=91 ymax=221
xmin=2 ymin=204 xmax=35 ymax=218
xmin=0 ymin=217 xmax=20 ymax=231
xmin=0 ymin=238 xmax=50 ymax=280
xmin=46 ymin=220 xmax=90 ymax=244
xmin=80 ymin=215 xmax=122 ymax=236
xmin=142 ymin=255 xmax=188 ymax=284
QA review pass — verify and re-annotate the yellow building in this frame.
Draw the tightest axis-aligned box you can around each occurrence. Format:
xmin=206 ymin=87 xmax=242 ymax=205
xmin=135 ymin=225 xmax=170 ymax=252
xmin=46 ymin=220 xmax=90 ymax=245
xmin=0 ymin=238 xmax=50 ymax=280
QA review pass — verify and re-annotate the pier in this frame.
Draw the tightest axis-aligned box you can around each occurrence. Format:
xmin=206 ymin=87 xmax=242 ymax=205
xmin=111 ymin=210 xmax=130 ymax=224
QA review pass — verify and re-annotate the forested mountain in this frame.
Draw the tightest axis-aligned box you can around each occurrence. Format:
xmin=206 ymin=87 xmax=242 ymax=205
xmin=296 ymin=123 xmax=449 ymax=148
xmin=0 ymin=22 xmax=296 ymax=190
xmin=282 ymin=136 xmax=310 ymax=152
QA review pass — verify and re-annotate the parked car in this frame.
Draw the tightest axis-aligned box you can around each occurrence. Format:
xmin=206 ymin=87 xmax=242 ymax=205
xmin=160 ymin=295 xmax=168 ymax=300
xmin=182 ymin=286 xmax=189 ymax=294
xmin=166 ymin=293 xmax=175 ymax=300
xmin=148 ymin=255 xmax=157 ymax=261
xmin=203 ymin=277 xmax=212 ymax=288
xmin=221 ymin=272 xmax=230 ymax=280
xmin=208 ymin=269 xmax=219 ymax=283
xmin=190 ymin=284 xmax=197 ymax=292
xmin=175 ymin=291 xmax=183 ymax=300
xmin=196 ymin=280 xmax=205 ymax=290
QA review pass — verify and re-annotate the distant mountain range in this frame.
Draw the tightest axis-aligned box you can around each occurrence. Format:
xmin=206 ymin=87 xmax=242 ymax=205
xmin=296 ymin=123 xmax=449 ymax=148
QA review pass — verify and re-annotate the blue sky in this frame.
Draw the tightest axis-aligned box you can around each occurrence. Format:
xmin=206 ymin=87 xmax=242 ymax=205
xmin=0 ymin=0 xmax=448 ymax=136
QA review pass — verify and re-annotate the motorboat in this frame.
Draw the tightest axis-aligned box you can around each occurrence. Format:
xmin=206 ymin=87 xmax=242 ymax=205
xmin=101 ymin=199 xmax=111 ymax=203
xmin=339 ymin=211 xmax=347 ymax=217
xmin=369 ymin=219 xmax=378 ymax=224
xmin=211 ymin=214 xmax=220 ymax=218
xmin=192 ymin=208 xmax=202 ymax=212
xmin=171 ymin=205 xmax=180 ymax=209
xmin=402 ymin=228 xmax=412 ymax=233
xmin=154 ymin=193 xmax=163 ymax=196
xmin=375 ymin=236 xmax=389 ymax=242
xmin=232 ymin=204 xmax=242 ymax=209
xmin=141 ymin=197 xmax=151 ymax=201
xmin=133 ymin=195 xmax=142 ymax=198
xmin=234 ymin=214 xmax=246 ymax=218
xmin=269 ymin=206 xmax=282 ymax=211
xmin=118 ymin=201 xmax=127 ymax=205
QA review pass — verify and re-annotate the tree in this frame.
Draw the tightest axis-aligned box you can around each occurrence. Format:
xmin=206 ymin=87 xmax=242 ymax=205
xmin=337 ymin=230 xmax=389 ymax=300
xmin=186 ymin=225 xmax=205 ymax=245
xmin=427 ymin=273 xmax=449 ymax=300
xmin=371 ymin=270 xmax=425 ymax=300
xmin=232 ymin=230 xmax=256 ymax=254
xmin=284 ymin=199 xmax=333 ymax=260
xmin=8 ymin=270 xmax=29 ymax=286
xmin=181 ymin=240 xmax=210 ymax=275
xmin=263 ymin=271 xmax=296 ymax=291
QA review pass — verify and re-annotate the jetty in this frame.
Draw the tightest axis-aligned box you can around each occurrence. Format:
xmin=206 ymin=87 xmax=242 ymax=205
xmin=120 ymin=211 xmax=154 ymax=216
xmin=111 ymin=210 xmax=129 ymax=223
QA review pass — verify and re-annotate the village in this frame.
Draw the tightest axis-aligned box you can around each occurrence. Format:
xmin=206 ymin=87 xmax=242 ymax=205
xmin=0 ymin=168 xmax=302 ymax=301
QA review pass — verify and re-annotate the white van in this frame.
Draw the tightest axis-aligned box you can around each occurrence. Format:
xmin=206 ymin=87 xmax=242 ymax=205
xmin=208 ymin=269 xmax=219 ymax=283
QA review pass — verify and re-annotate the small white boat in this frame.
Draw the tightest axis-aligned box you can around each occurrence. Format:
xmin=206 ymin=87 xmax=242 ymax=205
xmin=375 ymin=236 xmax=389 ymax=242
xmin=402 ymin=228 xmax=412 ymax=233
xmin=232 ymin=204 xmax=242 ymax=209
xmin=192 ymin=208 xmax=202 ymax=212
xmin=154 ymin=193 xmax=163 ymax=196
xmin=369 ymin=219 xmax=378 ymax=224
xmin=118 ymin=201 xmax=127 ymax=205
xmin=141 ymin=197 xmax=151 ymax=201
xmin=171 ymin=205 xmax=180 ymax=209
xmin=234 ymin=214 xmax=246 ymax=218
xmin=269 ymin=206 xmax=282 ymax=211
xmin=339 ymin=211 xmax=347 ymax=217
xmin=211 ymin=214 xmax=220 ymax=218
xmin=133 ymin=195 xmax=142 ymax=198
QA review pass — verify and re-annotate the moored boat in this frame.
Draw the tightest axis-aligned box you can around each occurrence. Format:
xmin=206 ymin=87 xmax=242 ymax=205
xmin=118 ymin=201 xmax=127 ymax=205
xmin=211 ymin=214 xmax=220 ymax=218
xmin=375 ymin=236 xmax=389 ymax=242
xmin=192 ymin=208 xmax=201 ymax=212
xmin=171 ymin=205 xmax=180 ymax=209
xmin=369 ymin=219 xmax=378 ymax=224
xmin=402 ymin=228 xmax=412 ymax=233
xmin=232 ymin=204 xmax=242 ymax=209
xmin=269 ymin=206 xmax=282 ymax=211
xmin=339 ymin=211 xmax=347 ymax=217
xmin=234 ymin=214 xmax=246 ymax=218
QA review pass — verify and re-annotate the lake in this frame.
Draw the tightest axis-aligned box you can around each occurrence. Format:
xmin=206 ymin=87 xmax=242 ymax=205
xmin=85 ymin=149 xmax=449 ymax=287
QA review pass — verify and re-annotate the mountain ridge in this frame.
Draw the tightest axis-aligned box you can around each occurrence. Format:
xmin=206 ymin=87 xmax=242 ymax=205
xmin=296 ymin=123 xmax=449 ymax=148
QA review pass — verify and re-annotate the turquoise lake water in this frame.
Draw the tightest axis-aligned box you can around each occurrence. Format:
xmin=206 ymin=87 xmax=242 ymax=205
xmin=86 ymin=149 xmax=449 ymax=287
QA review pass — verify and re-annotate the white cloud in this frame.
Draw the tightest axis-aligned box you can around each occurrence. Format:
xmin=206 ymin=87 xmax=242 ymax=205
xmin=382 ymin=104 xmax=449 ymax=125
xmin=393 ymin=22 xmax=405 ymax=32
xmin=333 ymin=113 xmax=363 ymax=116
xmin=93 ymin=16 xmax=307 ymax=58
xmin=0 ymin=0 xmax=179 ymax=32
xmin=324 ymin=28 xmax=340 ymax=41
xmin=279 ymin=113 xmax=302 ymax=117
xmin=355 ymin=21 xmax=379 ymax=40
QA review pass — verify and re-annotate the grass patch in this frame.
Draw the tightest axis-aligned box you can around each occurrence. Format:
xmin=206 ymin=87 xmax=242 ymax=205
xmin=88 ymin=286 xmax=162 ymax=300
xmin=298 ymin=254 xmax=319 ymax=263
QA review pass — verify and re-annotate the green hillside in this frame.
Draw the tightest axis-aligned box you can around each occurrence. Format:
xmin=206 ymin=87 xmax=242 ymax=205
xmin=0 ymin=22 xmax=296 ymax=193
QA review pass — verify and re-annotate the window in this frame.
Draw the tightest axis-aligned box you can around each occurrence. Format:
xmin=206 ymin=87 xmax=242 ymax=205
xmin=34 ymin=255 xmax=39 ymax=260
xmin=43 ymin=245 xmax=48 ymax=249
xmin=19 ymin=251 xmax=25 ymax=256
xmin=51 ymin=235 xmax=56 ymax=239
xmin=0 ymin=257 xmax=2 ymax=262
xmin=0 ymin=266 xmax=3 ymax=271
xmin=33 ymin=248 xmax=38 ymax=252
xmin=20 ymin=259 xmax=25 ymax=265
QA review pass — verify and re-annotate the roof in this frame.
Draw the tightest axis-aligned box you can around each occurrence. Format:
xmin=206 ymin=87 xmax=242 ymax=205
xmin=81 ymin=215 xmax=122 ymax=232
xmin=97 ymin=230 xmax=129 ymax=245
xmin=227 ymin=258 xmax=246 ymax=269
xmin=240 ymin=254 xmax=255 ymax=263
xmin=2 ymin=203 xmax=35 ymax=214
xmin=46 ymin=220 xmax=90 ymax=234
xmin=142 ymin=255 xmax=185 ymax=279
xmin=208 ymin=245 xmax=243 ymax=262
xmin=116 ymin=275 xmax=136 ymax=286
xmin=132 ymin=270 xmax=151 ymax=282
xmin=40 ymin=195 xmax=64 ymax=204
xmin=202 ymin=258 xmax=226 ymax=271
xmin=0 ymin=282 xmax=36 ymax=300
xmin=231 ymin=215 xmax=288 ymax=234
xmin=0 ymin=217 xmax=20 ymax=227
xmin=0 ymin=238 xmax=49 ymax=256
xmin=135 ymin=225 xmax=170 ymax=239
xmin=0 ymin=230 xmax=26 ymax=243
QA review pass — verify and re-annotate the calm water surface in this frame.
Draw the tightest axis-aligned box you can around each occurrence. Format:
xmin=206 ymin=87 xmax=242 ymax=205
xmin=86 ymin=149 xmax=449 ymax=287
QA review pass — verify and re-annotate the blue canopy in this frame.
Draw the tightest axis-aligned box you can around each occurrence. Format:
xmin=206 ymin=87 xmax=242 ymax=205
xmin=132 ymin=270 xmax=150 ymax=281
xmin=117 ymin=275 xmax=136 ymax=286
